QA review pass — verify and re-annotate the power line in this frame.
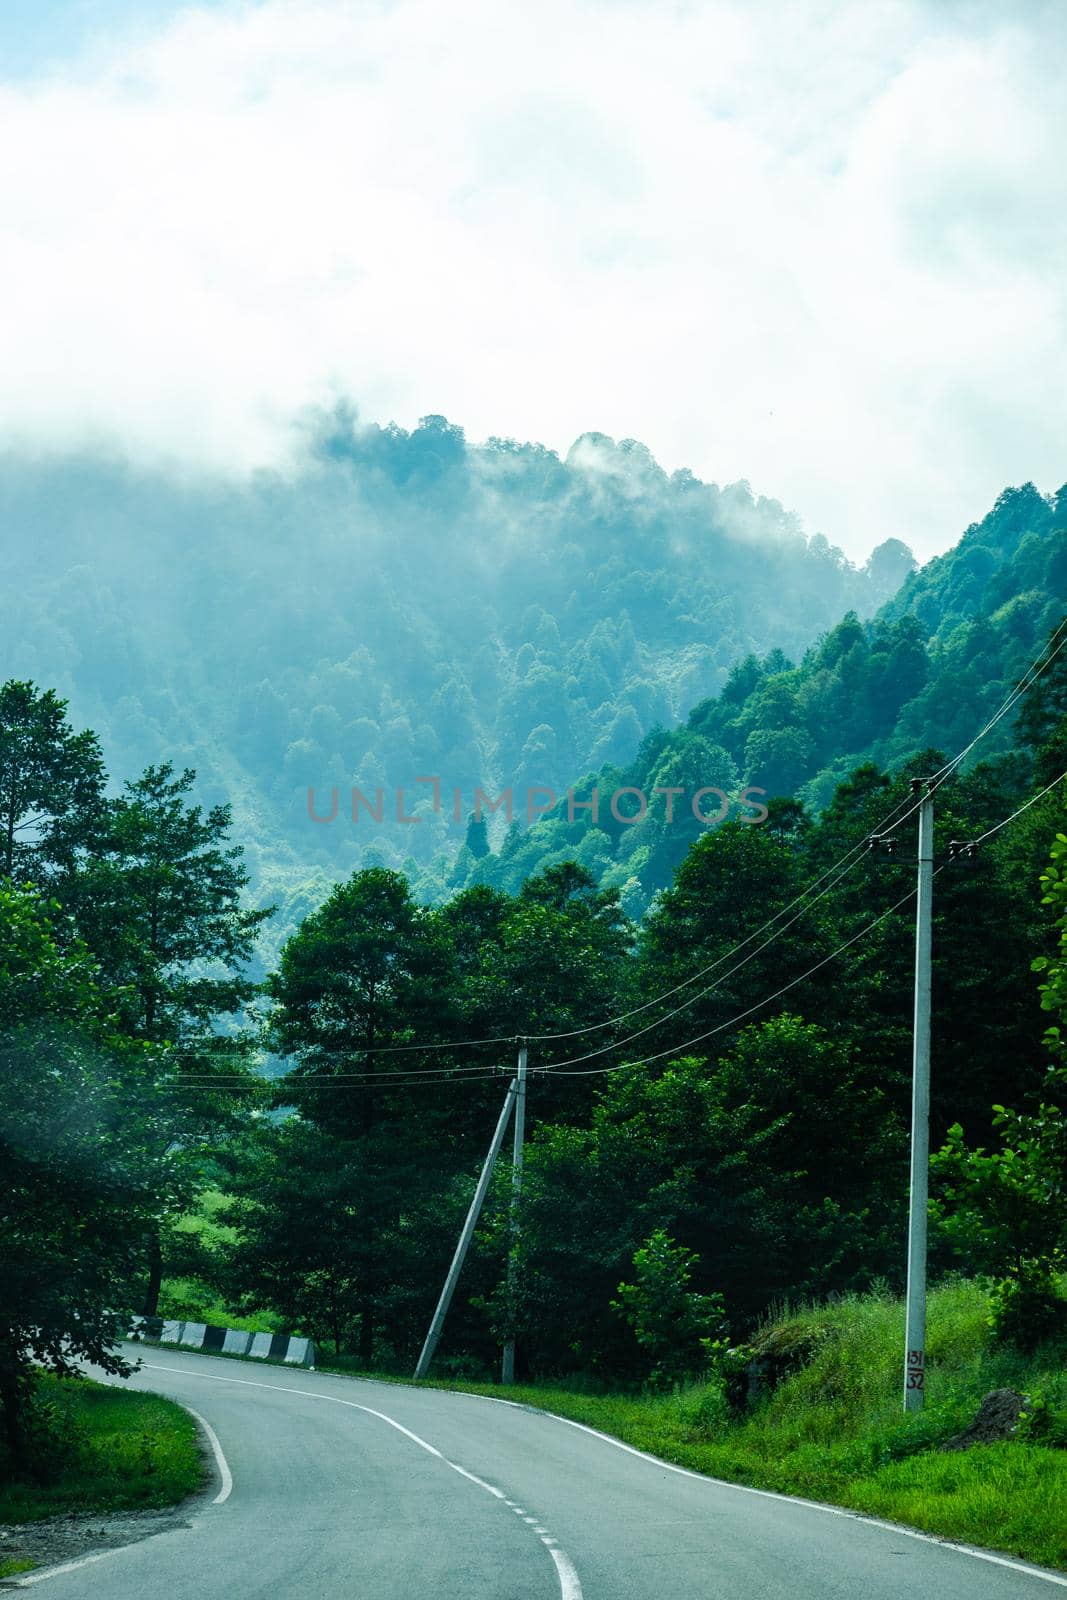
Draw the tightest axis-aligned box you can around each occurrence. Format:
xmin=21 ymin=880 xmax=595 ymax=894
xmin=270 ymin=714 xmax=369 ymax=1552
xmin=179 ymin=618 xmax=1067 ymax=1086
xmin=928 ymin=614 xmax=1067 ymax=789
xmin=540 ymin=751 xmax=1066 ymax=1082
xmin=536 ymin=849 xmax=867 ymax=1071
xmin=531 ymin=614 xmax=1067 ymax=1058
xmin=172 ymin=759 xmax=1064 ymax=1096
xmin=539 ymin=874 xmax=937 ymax=1078
xmin=970 ymin=766 xmax=1067 ymax=845
xmin=176 ymin=762 xmax=1065 ymax=1094
xmin=171 ymin=1062 xmax=505 ymax=1088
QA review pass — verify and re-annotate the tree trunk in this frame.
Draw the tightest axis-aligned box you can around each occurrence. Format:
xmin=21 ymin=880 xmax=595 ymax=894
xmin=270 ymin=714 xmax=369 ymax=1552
xmin=4 ymin=790 xmax=15 ymax=879
xmin=142 ymin=1229 xmax=164 ymax=1318
xmin=358 ymin=1292 xmax=374 ymax=1366
xmin=0 ymin=1362 xmax=27 ymax=1477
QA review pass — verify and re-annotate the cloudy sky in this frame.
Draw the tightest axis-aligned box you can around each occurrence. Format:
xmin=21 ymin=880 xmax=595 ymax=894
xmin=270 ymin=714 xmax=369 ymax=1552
xmin=1 ymin=0 xmax=1064 ymax=559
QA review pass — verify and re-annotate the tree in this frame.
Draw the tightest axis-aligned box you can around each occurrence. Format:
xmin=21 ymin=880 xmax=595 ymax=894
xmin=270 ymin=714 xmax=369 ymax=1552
xmin=64 ymin=762 xmax=272 ymax=1314
xmin=0 ymin=681 xmax=104 ymax=883
xmin=932 ymin=825 xmax=1067 ymax=1347
xmin=595 ymin=1016 xmax=903 ymax=1323
xmin=473 ymin=864 xmax=633 ymax=1119
xmin=71 ymin=763 xmax=270 ymax=1049
xmin=1016 ymin=615 xmax=1067 ymax=785
xmin=0 ymin=884 xmax=178 ymax=1471
xmin=265 ymin=869 xmax=459 ymax=1361
xmin=267 ymin=867 xmax=453 ymax=1133
xmin=636 ymin=822 xmax=835 ymax=1052
xmin=464 ymin=812 xmax=491 ymax=859
xmin=612 ymin=1230 xmax=726 ymax=1387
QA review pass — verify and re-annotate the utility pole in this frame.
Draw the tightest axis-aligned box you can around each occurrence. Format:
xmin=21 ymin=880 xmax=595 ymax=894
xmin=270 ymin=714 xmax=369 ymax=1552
xmin=414 ymin=1076 xmax=517 ymax=1380
xmin=903 ymin=778 xmax=934 ymax=1412
xmin=501 ymin=1040 xmax=528 ymax=1385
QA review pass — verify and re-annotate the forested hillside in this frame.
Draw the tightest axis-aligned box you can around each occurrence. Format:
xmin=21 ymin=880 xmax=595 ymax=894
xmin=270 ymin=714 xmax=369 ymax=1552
xmin=459 ymin=480 xmax=1067 ymax=912
xmin=3 ymin=459 xmax=1065 ymax=1507
xmin=1 ymin=411 xmax=910 ymax=951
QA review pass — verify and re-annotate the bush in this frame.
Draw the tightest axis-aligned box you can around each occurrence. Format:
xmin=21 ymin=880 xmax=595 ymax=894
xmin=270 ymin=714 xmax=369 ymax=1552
xmin=612 ymin=1231 xmax=728 ymax=1389
xmin=18 ymin=1384 xmax=81 ymax=1486
xmin=1017 ymin=1390 xmax=1067 ymax=1448
xmin=746 ymin=1313 xmax=831 ymax=1394
xmin=990 ymin=1264 xmax=1067 ymax=1353
xmin=679 ymin=1382 xmax=732 ymax=1439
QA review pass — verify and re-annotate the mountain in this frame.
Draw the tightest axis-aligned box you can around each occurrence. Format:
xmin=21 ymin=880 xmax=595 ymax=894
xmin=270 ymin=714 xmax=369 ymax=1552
xmin=452 ymin=480 xmax=1066 ymax=914
xmin=1 ymin=410 xmax=909 ymax=950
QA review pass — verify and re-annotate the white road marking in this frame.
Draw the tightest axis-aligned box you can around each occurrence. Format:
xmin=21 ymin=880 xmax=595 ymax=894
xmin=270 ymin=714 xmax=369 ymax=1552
xmin=184 ymin=1406 xmax=233 ymax=1504
xmin=137 ymin=1362 xmax=583 ymax=1600
xmin=546 ymin=1544 xmax=583 ymax=1600
xmin=14 ymin=1403 xmax=235 ymax=1588
xmin=496 ymin=1406 xmax=1067 ymax=1591
xmin=17 ymin=1550 xmax=125 ymax=1587
xmin=446 ymin=1461 xmax=506 ymax=1499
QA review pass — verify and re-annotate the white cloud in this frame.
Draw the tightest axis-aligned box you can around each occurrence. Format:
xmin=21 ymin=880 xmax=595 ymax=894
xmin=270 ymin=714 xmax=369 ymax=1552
xmin=0 ymin=0 xmax=1064 ymax=558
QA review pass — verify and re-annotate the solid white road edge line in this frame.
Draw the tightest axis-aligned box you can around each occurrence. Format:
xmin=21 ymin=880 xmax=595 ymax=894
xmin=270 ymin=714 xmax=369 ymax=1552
xmin=13 ymin=1401 xmax=235 ymax=1588
xmin=499 ymin=1403 xmax=1067 ymax=1591
xmin=296 ymin=1368 xmax=1067 ymax=1592
xmin=139 ymin=1358 xmax=1067 ymax=1593
xmin=184 ymin=1406 xmax=233 ymax=1504
xmin=139 ymin=1363 xmax=583 ymax=1600
xmin=17 ymin=1550 xmax=125 ymax=1588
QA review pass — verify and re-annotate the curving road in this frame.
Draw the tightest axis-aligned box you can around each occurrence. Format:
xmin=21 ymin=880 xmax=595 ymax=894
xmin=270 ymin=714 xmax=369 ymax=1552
xmin=20 ymin=1346 xmax=1066 ymax=1598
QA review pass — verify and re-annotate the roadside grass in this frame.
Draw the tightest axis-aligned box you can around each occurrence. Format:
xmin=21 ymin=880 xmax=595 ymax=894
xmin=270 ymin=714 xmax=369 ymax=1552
xmin=0 ymin=1372 xmax=203 ymax=1526
xmin=156 ymin=1279 xmax=287 ymax=1334
xmin=320 ymin=1278 xmax=1067 ymax=1572
xmin=159 ymin=1187 xmax=287 ymax=1336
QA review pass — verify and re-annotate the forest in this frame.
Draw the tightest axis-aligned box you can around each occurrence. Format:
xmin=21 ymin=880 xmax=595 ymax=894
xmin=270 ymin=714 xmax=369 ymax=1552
xmin=2 ymin=452 xmax=1066 ymax=1474
xmin=452 ymin=480 xmax=1067 ymax=911
xmin=0 ymin=414 xmax=915 ymax=961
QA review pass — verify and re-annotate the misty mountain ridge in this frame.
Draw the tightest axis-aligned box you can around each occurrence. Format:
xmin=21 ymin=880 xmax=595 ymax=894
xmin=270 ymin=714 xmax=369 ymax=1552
xmin=4 ymin=409 xmax=917 ymax=943
xmin=459 ymin=479 xmax=1066 ymax=914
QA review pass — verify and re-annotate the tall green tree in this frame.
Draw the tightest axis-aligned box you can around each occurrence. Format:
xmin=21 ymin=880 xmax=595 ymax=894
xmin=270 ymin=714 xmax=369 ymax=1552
xmin=1016 ymin=614 xmax=1067 ymax=785
xmin=267 ymin=867 xmax=453 ymax=1134
xmin=0 ymin=884 xmax=179 ymax=1470
xmin=66 ymin=763 xmax=272 ymax=1313
xmin=265 ymin=869 xmax=458 ymax=1360
xmin=72 ymin=763 xmax=270 ymax=1050
xmin=0 ymin=681 xmax=104 ymax=883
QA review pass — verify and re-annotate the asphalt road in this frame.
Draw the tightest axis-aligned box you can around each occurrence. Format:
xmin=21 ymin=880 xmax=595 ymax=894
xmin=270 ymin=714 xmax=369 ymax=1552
xmin=20 ymin=1346 xmax=1066 ymax=1598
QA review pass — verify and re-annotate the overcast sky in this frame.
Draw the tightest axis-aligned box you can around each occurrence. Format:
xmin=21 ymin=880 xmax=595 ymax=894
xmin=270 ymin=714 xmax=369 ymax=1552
xmin=1 ymin=0 xmax=1064 ymax=560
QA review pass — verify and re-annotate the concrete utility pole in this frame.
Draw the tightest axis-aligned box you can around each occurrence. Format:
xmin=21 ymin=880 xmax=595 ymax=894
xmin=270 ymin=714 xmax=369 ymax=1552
xmin=414 ymin=1076 xmax=517 ymax=1380
xmin=501 ymin=1040 xmax=528 ymax=1385
xmin=903 ymin=778 xmax=935 ymax=1412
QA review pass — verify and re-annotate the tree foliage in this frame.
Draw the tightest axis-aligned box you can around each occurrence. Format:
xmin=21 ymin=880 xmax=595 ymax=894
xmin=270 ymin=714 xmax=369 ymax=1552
xmin=0 ymin=885 xmax=180 ymax=1469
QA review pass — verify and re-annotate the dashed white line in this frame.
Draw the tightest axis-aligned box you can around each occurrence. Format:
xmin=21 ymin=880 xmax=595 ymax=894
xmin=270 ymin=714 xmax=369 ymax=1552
xmin=138 ymin=1363 xmax=583 ymax=1600
xmin=497 ymin=1405 xmax=1067 ymax=1591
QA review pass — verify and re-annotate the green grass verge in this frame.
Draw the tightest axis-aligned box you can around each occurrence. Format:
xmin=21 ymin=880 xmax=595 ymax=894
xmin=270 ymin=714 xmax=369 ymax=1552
xmin=0 ymin=1372 xmax=204 ymax=1525
xmin=320 ymin=1279 xmax=1067 ymax=1572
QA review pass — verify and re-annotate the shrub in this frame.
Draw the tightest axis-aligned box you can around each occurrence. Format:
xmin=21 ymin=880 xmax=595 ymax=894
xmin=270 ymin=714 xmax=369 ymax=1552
xmin=612 ymin=1231 xmax=728 ymax=1389
xmin=990 ymin=1263 xmax=1067 ymax=1353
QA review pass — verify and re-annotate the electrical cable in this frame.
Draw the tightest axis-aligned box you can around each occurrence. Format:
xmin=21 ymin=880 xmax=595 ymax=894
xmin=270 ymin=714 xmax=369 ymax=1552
xmin=179 ymin=617 xmax=1067 ymax=1083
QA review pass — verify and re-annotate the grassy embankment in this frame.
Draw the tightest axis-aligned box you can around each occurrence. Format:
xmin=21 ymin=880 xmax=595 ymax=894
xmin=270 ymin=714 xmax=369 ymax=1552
xmin=324 ymin=1279 xmax=1067 ymax=1572
xmin=158 ymin=1187 xmax=288 ymax=1335
xmin=155 ymin=1198 xmax=1067 ymax=1570
xmin=0 ymin=1373 xmax=203 ymax=1577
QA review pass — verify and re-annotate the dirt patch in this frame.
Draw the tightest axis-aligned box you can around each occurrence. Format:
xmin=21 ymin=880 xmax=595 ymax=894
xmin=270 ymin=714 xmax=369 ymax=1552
xmin=0 ymin=1412 xmax=215 ymax=1584
xmin=940 ymin=1387 xmax=1029 ymax=1452
xmin=0 ymin=1503 xmax=197 ymax=1583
